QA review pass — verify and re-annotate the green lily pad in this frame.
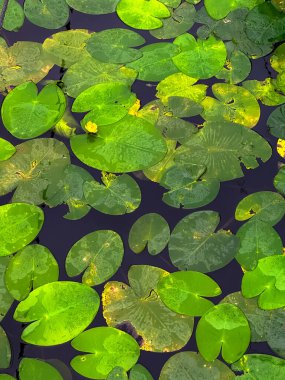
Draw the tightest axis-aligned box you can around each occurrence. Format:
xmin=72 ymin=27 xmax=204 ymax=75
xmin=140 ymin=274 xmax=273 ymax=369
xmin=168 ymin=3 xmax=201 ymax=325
xmin=128 ymin=213 xmax=170 ymax=255
xmin=84 ymin=173 xmax=141 ymax=215
xmin=175 ymin=121 xmax=272 ymax=181
xmin=0 ymin=375 xmax=16 ymax=380
xmin=107 ymin=367 xmax=128 ymax=380
xmin=1 ymin=82 xmax=66 ymax=139
xmin=159 ymin=352 xmax=235 ymax=380
xmin=268 ymin=104 xmax=285 ymax=138
xmin=0 ymin=139 xmax=16 ymax=161
xmin=0 ymin=203 xmax=44 ymax=257
xmin=24 ymin=0 xmax=70 ymax=29
xmin=66 ymin=0 xmax=120 ymax=14
xmin=0 ymin=257 xmax=13 ymax=321
xmin=19 ymin=358 xmax=63 ymax=380
xmin=5 ymin=244 xmax=59 ymax=301
xmin=102 ymin=265 xmax=194 ymax=352
xmin=202 ymin=83 xmax=260 ymax=128
xmin=235 ymin=191 xmax=285 ymax=226
xmin=70 ymin=115 xmax=167 ymax=173
xmin=235 ymin=220 xmax=283 ymax=270
xmin=157 ymin=271 xmax=221 ymax=316
xmin=62 ymin=56 xmax=137 ymax=98
xmin=242 ymin=255 xmax=285 ymax=310
xmin=172 ymin=34 xmax=227 ymax=79
xmin=71 ymin=327 xmax=140 ymax=379
xmin=14 ymin=281 xmax=100 ymax=345
xmin=44 ymin=164 xmax=93 ymax=220
xmin=116 ymin=0 xmax=170 ymax=30
xmin=160 ymin=164 xmax=220 ymax=209
xmin=271 ymin=43 xmax=285 ymax=73
xmin=274 ymin=165 xmax=285 ymax=194
xmin=205 ymin=0 xmax=264 ymax=20
xmin=196 ymin=303 xmax=250 ymax=363
xmin=0 ymin=0 xmax=24 ymax=32
xmin=168 ymin=211 xmax=240 ymax=272
xmin=232 ymin=354 xmax=285 ymax=379
xmin=86 ymin=29 xmax=145 ymax=64
xmin=129 ymin=364 xmax=154 ymax=380
xmin=66 ymin=230 xmax=124 ymax=286
xmin=0 ymin=326 xmax=11 ymax=369
xmin=243 ymin=78 xmax=285 ymax=106
xmin=42 ymin=29 xmax=93 ymax=68
xmin=0 ymin=138 xmax=70 ymax=205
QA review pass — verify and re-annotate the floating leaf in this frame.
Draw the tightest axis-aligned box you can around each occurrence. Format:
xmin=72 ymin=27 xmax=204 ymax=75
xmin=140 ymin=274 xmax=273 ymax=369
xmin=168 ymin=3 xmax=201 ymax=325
xmin=24 ymin=0 xmax=70 ymax=29
xmin=66 ymin=0 xmax=120 ymax=14
xmin=0 ymin=138 xmax=70 ymax=205
xmin=160 ymin=164 xmax=220 ymax=209
xmin=159 ymin=352 xmax=235 ymax=380
xmin=86 ymin=29 xmax=145 ymax=64
xmin=235 ymin=191 xmax=285 ymax=226
xmin=71 ymin=327 xmax=140 ymax=379
xmin=242 ymin=255 xmax=285 ymax=310
xmin=172 ymin=34 xmax=227 ymax=79
xmin=0 ymin=375 xmax=15 ymax=380
xmin=196 ymin=303 xmax=250 ymax=363
xmin=107 ymin=367 xmax=128 ymax=380
xmin=236 ymin=220 xmax=283 ymax=270
xmin=157 ymin=271 xmax=221 ymax=316
xmin=116 ymin=0 xmax=170 ymax=30
xmin=45 ymin=164 xmax=92 ymax=220
xmin=66 ymin=230 xmax=124 ymax=286
xmin=0 ymin=257 xmax=13 ymax=321
xmin=169 ymin=211 xmax=239 ymax=272
xmin=127 ymin=43 xmax=179 ymax=82
xmin=102 ymin=265 xmax=194 ymax=352
xmin=128 ymin=213 xmax=170 ymax=255
xmin=84 ymin=173 xmax=141 ymax=215
xmin=274 ymin=165 xmax=285 ymax=194
xmin=70 ymin=115 xmax=167 ymax=173
xmin=205 ymin=0 xmax=264 ymax=20
xmin=150 ymin=2 xmax=196 ymax=40
xmin=129 ymin=364 xmax=154 ymax=380
xmin=232 ymin=354 xmax=285 ymax=378
xmin=5 ymin=244 xmax=59 ymax=301
xmin=175 ymin=121 xmax=271 ymax=181
xmin=271 ymin=42 xmax=285 ymax=73
xmin=42 ymin=30 xmax=93 ymax=68
xmin=62 ymin=57 xmax=137 ymax=98
xmin=243 ymin=78 xmax=285 ymax=106
xmin=268 ymin=104 xmax=285 ymax=138
xmin=202 ymin=83 xmax=260 ymax=128
xmin=0 ymin=203 xmax=44 ymax=257
xmin=0 ymin=139 xmax=16 ymax=161
xmin=0 ymin=326 xmax=11 ymax=369
xmin=277 ymin=138 xmax=285 ymax=158
xmin=14 ymin=281 xmax=100 ymax=345
xmin=1 ymin=82 xmax=66 ymax=139
xmin=19 ymin=358 xmax=63 ymax=380
xmin=0 ymin=0 xmax=24 ymax=32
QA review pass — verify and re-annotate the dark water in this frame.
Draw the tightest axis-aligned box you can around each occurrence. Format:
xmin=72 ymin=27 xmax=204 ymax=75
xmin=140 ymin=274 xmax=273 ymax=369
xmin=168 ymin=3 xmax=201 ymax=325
xmin=0 ymin=3 xmax=282 ymax=379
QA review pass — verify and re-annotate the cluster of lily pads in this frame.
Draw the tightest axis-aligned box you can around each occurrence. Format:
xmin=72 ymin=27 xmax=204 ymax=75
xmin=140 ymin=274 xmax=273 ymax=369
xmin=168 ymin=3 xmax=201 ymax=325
xmin=1 ymin=0 xmax=285 ymax=379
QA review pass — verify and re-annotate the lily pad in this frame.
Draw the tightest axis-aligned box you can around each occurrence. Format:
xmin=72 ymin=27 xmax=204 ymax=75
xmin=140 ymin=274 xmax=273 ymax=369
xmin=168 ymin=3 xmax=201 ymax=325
xmin=5 ymin=244 xmax=59 ymax=301
xmin=0 ymin=326 xmax=11 ymax=369
xmin=84 ymin=173 xmax=141 ymax=215
xmin=130 ymin=364 xmax=154 ymax=380
xmin=102 ymin=265 xmax=194 ymax=352
xmin=1 ymin=82 xmax=66 ymax=139
xmin=196 ymin=303 xmax=250 ymax=363
xmin=66 ymin=0 xmax=120 ymax=14
xmin=159 ymin=352 xmax=235 ymax=380
xmin=0 ymin=139 xmax=16 ymax=161
xmin=172 ymin=34 xmax=227 ymax=79
xmin=116 ymin=0 xmax=170 ymax=30
xmin=19 ymin=358 xmax=63 ymax=380
xmin=107 ymin=367 xmax=128 ymax=380
xmin=205 ymin=0 xmax=264 ymax=20
xmin=0 ymin=257 xmax=13 ymax=321
xmin=66 ymin=230 xmax=124 ymax=286
xmin=232 ymin=354 xmax=285 ymax=379
xmin=128 ymin=213 xmax=170 ymax=255
xmin=0 ymin=203 xmax=44 ymax=257
xmin=241 ymin=255 xmax=285 ymax=310
xmin=0 ymin=0 xmax=24 ymax=32
xmin=157 ymin=271 xmax=221 ymax=316
xmin=243 ymin=78 xmax=285 ymax=106
xmin=14 ymin=281 xmax=100 ymax=345
xmin=71 ymin=327 xmax=140 ymax=379
xmin=267 ymin=104 xmax=285 ymax=138
xmin=235 ymin=191 xmax=285 ymax=226
xmin=70 ymin=115 xmax=167 ymax=173
xmin=86 ymin=29 xmax=145 ymax=64
xmin=160 ymin=164 xmax=220 ymax=209
xmin=168 ymin=211 xmax=240 ymax=272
